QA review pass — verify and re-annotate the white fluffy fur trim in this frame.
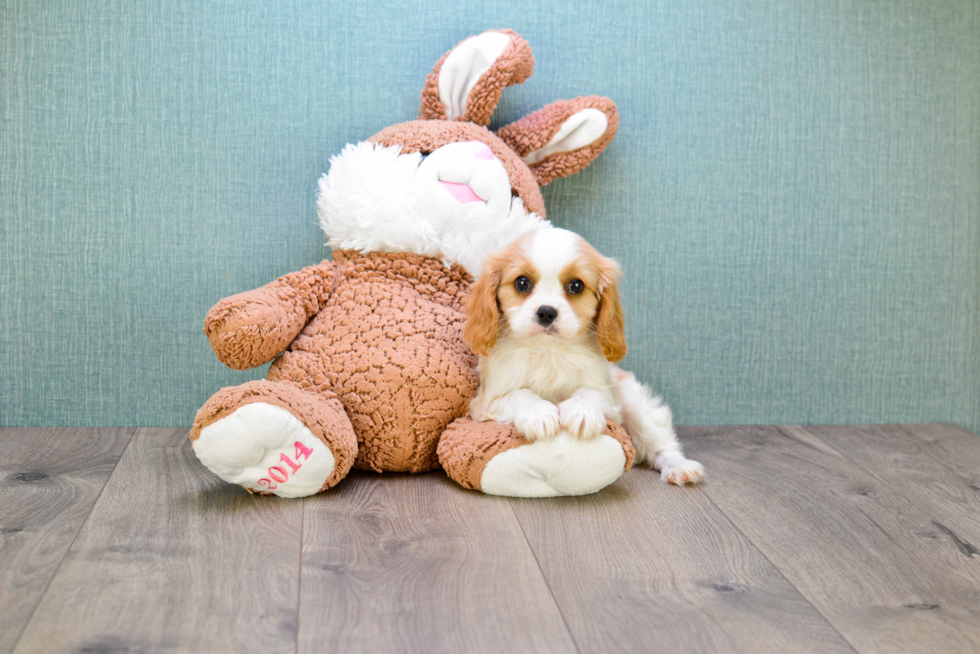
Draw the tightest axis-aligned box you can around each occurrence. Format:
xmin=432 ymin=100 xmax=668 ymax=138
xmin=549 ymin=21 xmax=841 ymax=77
xmin=317 ymin=141 xmax=546 ymax=276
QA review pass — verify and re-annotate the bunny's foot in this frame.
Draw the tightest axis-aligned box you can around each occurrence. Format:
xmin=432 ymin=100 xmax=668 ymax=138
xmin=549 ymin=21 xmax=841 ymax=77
xmin=191 ymin=381 xmax=357 ymax=498
xmin=438 ymin=418 xmax=634 ymax=497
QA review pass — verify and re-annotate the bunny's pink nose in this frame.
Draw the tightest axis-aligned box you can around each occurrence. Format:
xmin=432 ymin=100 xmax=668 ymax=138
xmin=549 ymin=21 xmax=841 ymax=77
xmin=470 ymin=141 xmax=495 ymax=160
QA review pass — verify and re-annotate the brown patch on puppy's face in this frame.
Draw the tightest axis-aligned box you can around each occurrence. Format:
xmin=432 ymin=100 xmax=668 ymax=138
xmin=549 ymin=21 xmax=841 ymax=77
xmin=493 ymin=232 xmax=539 ymax=322
xmin=560 ymin=257 xmax=602 ymax=337
xmin=463 ymin=233 xmax=535 ymax=355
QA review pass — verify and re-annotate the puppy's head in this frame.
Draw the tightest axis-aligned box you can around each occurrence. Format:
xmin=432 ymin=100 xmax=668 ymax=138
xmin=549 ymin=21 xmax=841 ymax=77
xmin=463 ymin=227 xmax=627 ymax=361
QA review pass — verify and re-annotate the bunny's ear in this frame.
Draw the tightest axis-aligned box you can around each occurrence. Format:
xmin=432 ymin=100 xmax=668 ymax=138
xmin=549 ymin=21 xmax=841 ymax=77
xmin=496 ymin=96 xmax=619 ymax=186
xmin=419 ymin=29 xmax=534 ymax=126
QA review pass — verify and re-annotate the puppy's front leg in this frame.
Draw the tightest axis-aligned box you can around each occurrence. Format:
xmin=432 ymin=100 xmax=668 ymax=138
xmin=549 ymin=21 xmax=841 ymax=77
xmin=558 ymin=388 xmax=616 ymax=440
xmin=476 ymin=389 xmax=560 ymax=441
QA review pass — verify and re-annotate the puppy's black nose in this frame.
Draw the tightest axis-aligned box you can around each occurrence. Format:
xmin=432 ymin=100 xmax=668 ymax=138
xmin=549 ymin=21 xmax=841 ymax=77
xmin=535 ymin=305 xmax=558 ymax=327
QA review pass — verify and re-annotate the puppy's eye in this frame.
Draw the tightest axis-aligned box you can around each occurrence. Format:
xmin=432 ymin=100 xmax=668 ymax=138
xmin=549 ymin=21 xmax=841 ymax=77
xmin=514 ymin=276 xmax=532 ymax=293
xmin=566 ymin=279 xmax=585 ymax=295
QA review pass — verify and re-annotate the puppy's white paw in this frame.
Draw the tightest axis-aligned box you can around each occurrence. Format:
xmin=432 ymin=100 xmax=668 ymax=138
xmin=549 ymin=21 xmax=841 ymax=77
xmin=558 ymin=398 xmax=607 ymax=440
xmin=515 ymin=402 xmax=561 ymax=441
xmin=661 ymin=460 xmax=705 ymax=485
xmin=655 ymin=451 xmax=705 ymax=485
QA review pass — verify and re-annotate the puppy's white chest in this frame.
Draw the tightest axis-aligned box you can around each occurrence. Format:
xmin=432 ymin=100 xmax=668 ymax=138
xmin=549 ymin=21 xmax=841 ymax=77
xmin=512 ymin=344 xmax=609 ymax=403
xmin=520 ymin=354 xmax=580 ymax=400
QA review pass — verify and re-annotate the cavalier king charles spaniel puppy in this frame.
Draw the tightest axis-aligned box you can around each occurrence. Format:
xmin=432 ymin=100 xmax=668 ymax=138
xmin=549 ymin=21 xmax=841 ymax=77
xmin=463 ymin=227 xmax=704 ymax=485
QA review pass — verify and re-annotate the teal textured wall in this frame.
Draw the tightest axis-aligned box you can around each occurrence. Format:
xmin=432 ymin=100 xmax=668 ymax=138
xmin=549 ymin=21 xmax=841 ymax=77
xmin=1 ymin=0 xmax=978 ymax=432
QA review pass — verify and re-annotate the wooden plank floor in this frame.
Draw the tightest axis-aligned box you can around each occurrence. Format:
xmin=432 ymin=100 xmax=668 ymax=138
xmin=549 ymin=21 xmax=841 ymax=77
xmin=1 ymin=425 xmax=979 ymax=654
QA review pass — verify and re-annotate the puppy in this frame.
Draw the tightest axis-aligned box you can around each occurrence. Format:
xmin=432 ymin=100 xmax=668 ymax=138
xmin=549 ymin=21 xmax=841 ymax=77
xmin=463 ymin=227 xmax=704 ymax=485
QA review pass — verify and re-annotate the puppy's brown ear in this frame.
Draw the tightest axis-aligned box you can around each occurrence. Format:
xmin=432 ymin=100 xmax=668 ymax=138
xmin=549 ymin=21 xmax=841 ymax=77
xmin=594 ymin=257 xmax=627 ymax=362
xmin=419 ymin=29 xmax=534 ymax=126
xmin=463 ymin=252 xmax=506 ymax=355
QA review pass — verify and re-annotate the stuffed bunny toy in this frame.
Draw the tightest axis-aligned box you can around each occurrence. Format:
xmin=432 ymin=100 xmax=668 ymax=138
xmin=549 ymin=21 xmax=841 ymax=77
xmin=191 ymin=29 xmax=641 ymax=498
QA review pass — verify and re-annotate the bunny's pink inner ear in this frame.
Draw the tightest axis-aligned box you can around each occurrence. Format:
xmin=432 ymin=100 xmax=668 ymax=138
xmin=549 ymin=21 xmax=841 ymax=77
xmin=419 ymin=29 xmax=534 ymax=126
xmin=496 ymin=96 xmax=619 ymax=186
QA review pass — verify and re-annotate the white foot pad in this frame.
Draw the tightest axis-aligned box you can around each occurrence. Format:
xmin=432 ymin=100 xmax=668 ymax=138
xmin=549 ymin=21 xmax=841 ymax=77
xmin=480 ymin=433 xmax=627 ymax=498
xmin=193 ymin=403 xmax=335 ymax=498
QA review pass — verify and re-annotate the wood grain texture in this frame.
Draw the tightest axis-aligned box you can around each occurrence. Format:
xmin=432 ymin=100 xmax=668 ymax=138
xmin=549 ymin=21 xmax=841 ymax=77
xmin=900 ymin=424 xmax=980 ymax=483
xmin=0 ymin=428 xmax=133 ymax=654
xmin=7 ymin=424 xmax=980 ymax=653
xmin=682 ymin=425 xmax=980 ymax=654
xmin=13 ymin=428 xmax=304 ymax=654
xmin=298 ymin=471 xmax=576 ymax=654
xmin=796 ymin=425 xmax=980 ymax=552
xmin=510 ymin=468 xmax=855 ymax=654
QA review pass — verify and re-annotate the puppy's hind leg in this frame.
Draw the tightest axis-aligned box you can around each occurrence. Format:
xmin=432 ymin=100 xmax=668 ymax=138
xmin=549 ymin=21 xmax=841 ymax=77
xmin=611 ymin=367 xmax=705 ymax=485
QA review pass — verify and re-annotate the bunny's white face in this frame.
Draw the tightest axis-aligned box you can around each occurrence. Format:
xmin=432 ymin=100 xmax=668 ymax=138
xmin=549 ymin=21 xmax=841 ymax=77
xmin=317 ymin=139 xmax=545 ymax=277
xmin=413 ymin=140 xmax=517 ymax=230
xmin=316 ymin=29 xmax=618 ymax=277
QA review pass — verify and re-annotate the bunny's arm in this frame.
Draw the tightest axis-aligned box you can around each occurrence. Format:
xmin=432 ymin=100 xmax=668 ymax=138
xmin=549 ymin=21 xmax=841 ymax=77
xmin=204 ymin=260 xmax=338 ymax=370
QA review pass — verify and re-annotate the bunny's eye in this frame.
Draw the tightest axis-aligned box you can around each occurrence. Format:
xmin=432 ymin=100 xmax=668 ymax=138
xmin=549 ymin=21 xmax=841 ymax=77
xmin=566 ymin=279 xmax=585 ymax=295
xmin=514 ymin=276 xmax=532 ymax=293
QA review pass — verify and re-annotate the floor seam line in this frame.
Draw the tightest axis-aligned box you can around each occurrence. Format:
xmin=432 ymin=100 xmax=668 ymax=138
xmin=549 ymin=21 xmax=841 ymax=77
xmin=9 ymin=426 xmax=138 ymax=653
xmin=507 ymin=499 xmax=583 ymax=654
xmin=694 ymin=481 xmax=860 ymax=654
xmin=695 ymin=427 xmax=862 ymax=654
xmin=777 ymin=425 xmax=908 ymax=497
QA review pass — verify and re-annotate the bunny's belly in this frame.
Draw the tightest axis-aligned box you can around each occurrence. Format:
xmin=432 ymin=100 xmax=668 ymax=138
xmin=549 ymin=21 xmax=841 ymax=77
xmin=271 ymin=276 xmax=478 ymax=473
